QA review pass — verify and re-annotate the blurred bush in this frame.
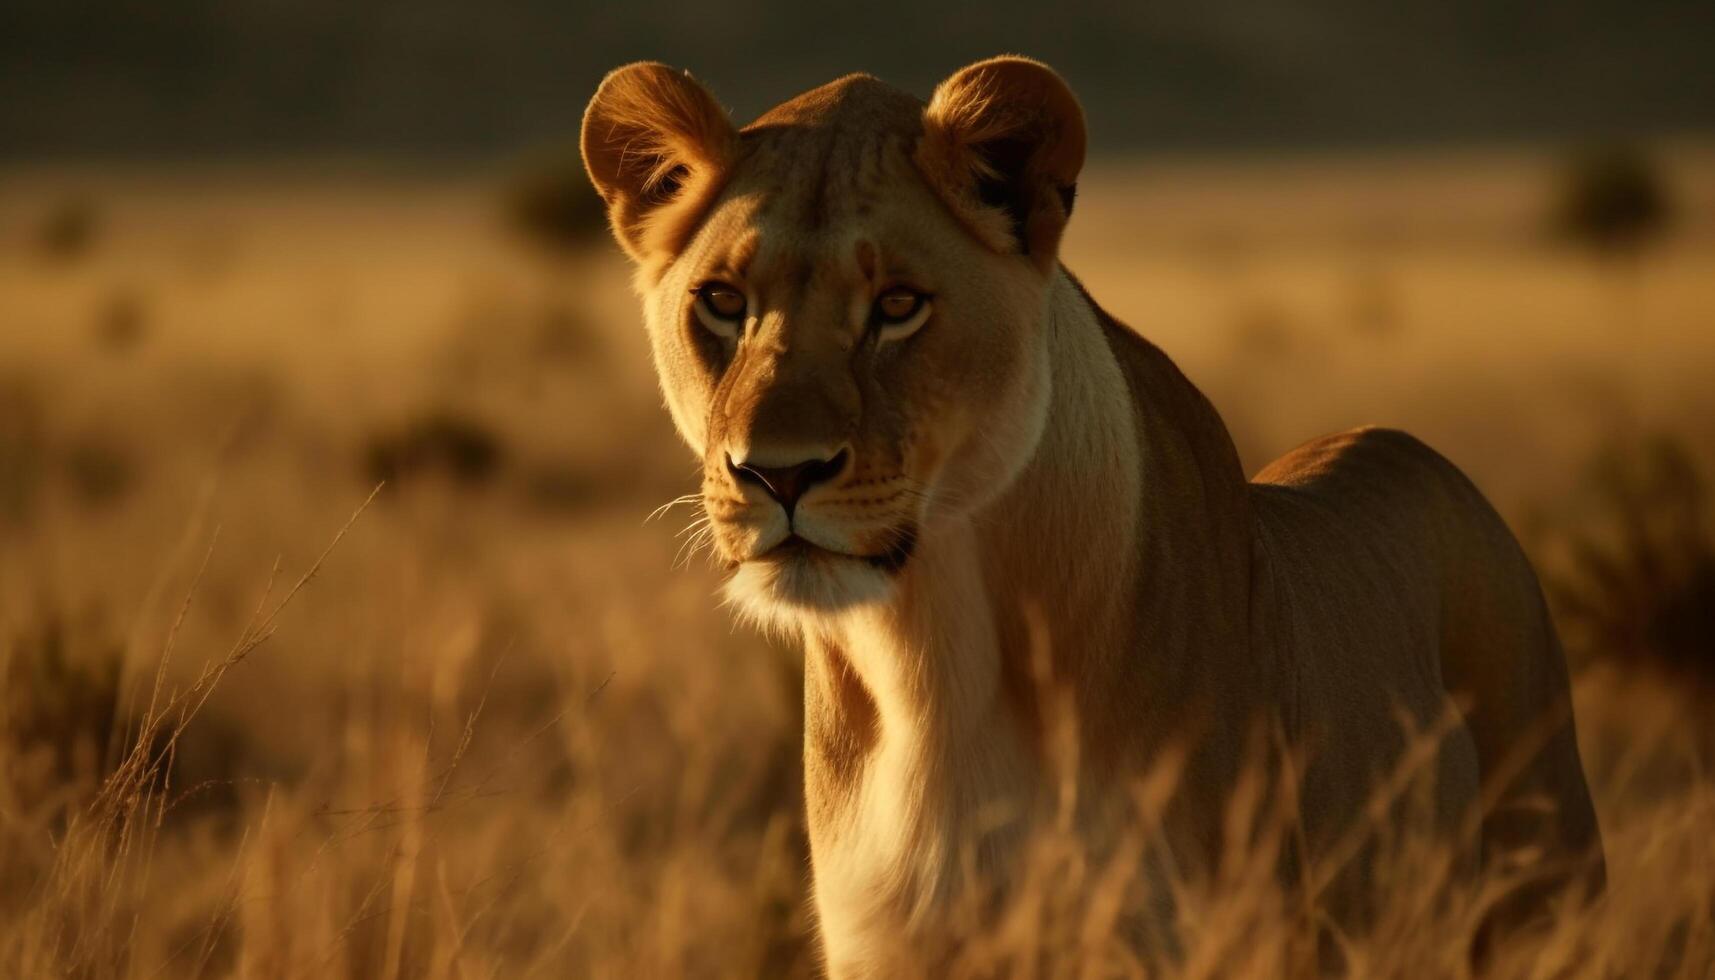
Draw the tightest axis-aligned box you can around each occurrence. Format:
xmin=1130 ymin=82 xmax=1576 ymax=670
xmin=1551 ymin=145 xmax=1674 ymax=257
xmin=93 ymin=287 xmax=148 ymax=353
xmin=34 ymin=196 xmax=102 ymax=263
xmin=365 ymin=409 xmax=506 ymax=491
xmin=2 ymin=606 xmax=124 ymax=815
xmin=0 ymin=376 xmax=47 ymax=526
xmin=1532 ymin=435 xmax=1715 ymax=691
xmin=502 ymin=149 xmax=609 ymax=254
xmin=0 ymin=376 xmax=139 ymax=519
xmin=62 ymin=433 xmax=136 ymax=509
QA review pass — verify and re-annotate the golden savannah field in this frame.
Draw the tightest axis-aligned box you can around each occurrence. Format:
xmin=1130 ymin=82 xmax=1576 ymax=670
xmin=3 ymin=146 xmax=1715 ymax=977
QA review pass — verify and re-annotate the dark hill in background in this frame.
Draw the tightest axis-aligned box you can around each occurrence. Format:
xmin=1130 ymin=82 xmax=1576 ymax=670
xmin=3 ymin=0 xmax=1712 ymax=160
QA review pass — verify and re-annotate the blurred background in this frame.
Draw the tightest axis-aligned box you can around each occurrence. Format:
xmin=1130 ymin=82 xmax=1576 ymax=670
xmin=2 ymin=3 xmax=1713 ymax=976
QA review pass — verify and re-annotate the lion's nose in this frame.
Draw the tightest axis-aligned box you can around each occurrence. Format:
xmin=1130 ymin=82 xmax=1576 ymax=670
xmin=727 ymin=449 xmax=850 ymax=517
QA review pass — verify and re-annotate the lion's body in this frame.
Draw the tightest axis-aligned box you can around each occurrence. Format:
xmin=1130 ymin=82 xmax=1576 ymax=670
xmin=582 ymin=59 xmax=1604 ymax=976
xmin=797 ymin=276 xmax=1601 ymax=973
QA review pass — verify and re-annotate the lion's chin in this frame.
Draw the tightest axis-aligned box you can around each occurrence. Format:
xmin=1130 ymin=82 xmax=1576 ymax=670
xmin=722 ymin=539 xmax=896 ymax=635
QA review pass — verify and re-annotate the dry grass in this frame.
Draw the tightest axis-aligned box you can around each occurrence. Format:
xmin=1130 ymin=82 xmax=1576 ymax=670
xmin=2 ymin=146 xmax=1713 ymax=977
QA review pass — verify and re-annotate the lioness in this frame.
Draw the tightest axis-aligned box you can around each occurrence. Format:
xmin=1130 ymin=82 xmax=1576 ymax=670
xmin=581 ymin=57 xmax=1604 ymax=974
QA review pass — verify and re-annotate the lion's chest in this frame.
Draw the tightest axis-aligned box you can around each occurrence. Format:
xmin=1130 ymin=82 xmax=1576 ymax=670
xmin=805 ymin=722 xmax=1031 ymax=975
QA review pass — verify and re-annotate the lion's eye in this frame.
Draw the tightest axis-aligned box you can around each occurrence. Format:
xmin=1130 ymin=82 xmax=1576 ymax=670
xmin=696 ymin=283 xmax=747 ymax=322
xmin=874 ymin=288 xmax=923 ymax=324
xmin=870 ymin=287 xmax=931 ymax=342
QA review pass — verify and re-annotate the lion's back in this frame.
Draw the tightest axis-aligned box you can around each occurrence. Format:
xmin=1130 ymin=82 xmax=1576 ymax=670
xmin=1251 ymin=425 xmax=1512 ymax=595
xmin=1251 ymin=426 xmax=1532 ymax=645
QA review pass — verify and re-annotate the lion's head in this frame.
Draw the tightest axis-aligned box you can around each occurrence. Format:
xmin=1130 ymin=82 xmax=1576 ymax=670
xmin=582 ymin=58 xmax=1086 ymax=624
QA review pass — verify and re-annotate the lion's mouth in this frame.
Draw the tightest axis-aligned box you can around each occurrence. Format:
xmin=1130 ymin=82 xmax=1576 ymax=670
xmin=720 ymin=525 xmax=919 ymax=617
xmin=755 ymin=528 xmax=917 ymax=574
xmin=760 ymin=534 xmax=822 ymax=561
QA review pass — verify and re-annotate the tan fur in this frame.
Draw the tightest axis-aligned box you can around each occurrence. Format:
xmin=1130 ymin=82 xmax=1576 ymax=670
xmin=583 ymin=57 xmax=1605 ymax=976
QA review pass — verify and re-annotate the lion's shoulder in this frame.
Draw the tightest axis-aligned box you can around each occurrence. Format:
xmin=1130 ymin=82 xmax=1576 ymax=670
xmin=1252 ymin=425 xmax=1449 ymax=493
xmin=1247 ymin=425 xmax=1498 ymax=596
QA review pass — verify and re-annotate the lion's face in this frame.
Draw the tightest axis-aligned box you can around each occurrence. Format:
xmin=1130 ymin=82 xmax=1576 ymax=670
xmin=652 ymin=142 xmax=1054 ymax=614
xmin=583 ymin=60 xmax=1085 ymax=620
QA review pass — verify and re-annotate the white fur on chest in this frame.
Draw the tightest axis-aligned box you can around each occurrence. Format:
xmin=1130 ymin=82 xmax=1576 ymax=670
xmin=811 ymin=721 xmax=1032 ymax=976
xmin=807 ymin=554 xmax=1033 ymax=975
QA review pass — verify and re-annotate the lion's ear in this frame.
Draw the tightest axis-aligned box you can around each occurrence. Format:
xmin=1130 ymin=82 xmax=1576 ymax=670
xmin=581 ymin=63 xmax=737 ymax=263
xmin=917 ymin=57 xmax=1087 ymax=269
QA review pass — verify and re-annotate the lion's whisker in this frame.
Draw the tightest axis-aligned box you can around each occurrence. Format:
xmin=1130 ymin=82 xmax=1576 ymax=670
xmin=646 ymin=492 xmax=704 ymax=525
xmin=674 ymin=525 xmax=716 ymax=570
xmin=674 ymin=515 xmax=712 ymax=540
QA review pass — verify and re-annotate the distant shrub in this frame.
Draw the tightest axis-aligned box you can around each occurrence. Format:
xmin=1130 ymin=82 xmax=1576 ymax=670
xmin=502 ymin=150 xmax=609 ymax=254
xmin=0 ymin=376 xmax=46 ymax=525
xmin=1551 ymin=145 xmax=1674 ymax=257
xmin=2 ymin=606 xmax=125 ymax=813
xmin=365 ymin=410 xmax=506 ymax=490
xmin=93 ymin=287 xmax=148 ymax=353
xmin=1533 ymin=435 xmax=1715 ymax=690
xmin=34 ymin=196 xmax=102 ymax=263
xmin=0 ymin=381 xmax=137 ymax=518
xmin=62 ymin=434 xmax=136 ymax=508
